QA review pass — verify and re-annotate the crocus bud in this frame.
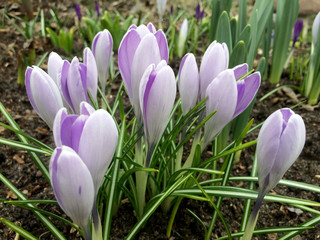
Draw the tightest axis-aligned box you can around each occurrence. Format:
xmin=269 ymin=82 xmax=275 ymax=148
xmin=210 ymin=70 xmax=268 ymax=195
xmin=199 ymin=41 xmax=229 ymax=100
xmin=178 ymin=53 xmax=199 ymax=115
xmin=59 ymin=48 xmax=98 ymax=114
xmin=203 ymin=68 xmax=260 ymax=148
xmin=47 ymin=52 xmax=64 ymax=84
xmin=156 ymin=0 xmax=167 ymax=21
xmin=53 ymin=102 xmax=118 ymax=196
xmin=257 ymin=108 xmax=306 ymax=193
xmin=25 ymin=66 xmax=64 ymax=129
xmin=312 ymin=12 xmax=320 ymax=46
xmin=139 ymin=61 xmax=176 ymax=149
xmin=92 ymin=30 xmax=113 ymax=94
xmin=95 ymin=2 xmax=100 ymax=17
xmin=292 ymin=18 xmax=303 ymax=48
xmin=177 ymin=19 xmax=188 ymax=58
xmin=74 ymin=2 xmax=81 ymax=21
xmin=118 ymin=23 xmax=168 ymax=124
xmin=49 ymin=146 xmax=94 ymax=238
xmin=195 ymin=3 xmax=205 ymax=21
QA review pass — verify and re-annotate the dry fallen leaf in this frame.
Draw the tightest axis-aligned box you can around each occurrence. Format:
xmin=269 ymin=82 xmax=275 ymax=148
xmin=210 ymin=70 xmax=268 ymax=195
xmin=13 ymin=154 xmax=25 ymax=164
xmin=7 ymin=190 xmax=18 ymax=199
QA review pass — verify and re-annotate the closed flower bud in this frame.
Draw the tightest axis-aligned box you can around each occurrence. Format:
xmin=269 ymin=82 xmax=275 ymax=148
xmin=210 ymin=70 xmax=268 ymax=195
xmin=312 ymin=12 xmax=320 ymax=46
xmin=178 ymin=53 xmax=199 ymax=115
xmin=25 ymin=66 xmax=64 ymax=129
xmin=257 ymin=108 xmax=306 ymax=193
xmin=92 ymin=30 xmax=113 ymax=94
xmin=199 ymin=41 xmax=229 ymax=100
xmin=177 ymin=19 xmax=188 ymax=58
xmin=47 ymin=52 xmax=64 ymax=84
xmin=139 ymin=61 xmax=176 ymax=149
xmin=49 ymin=146 xmax=94 ymax=238
xmin=118 ymin=23 xmax=168 ymax=123
xmin=292 ymin=18 xmax=303 ymax=48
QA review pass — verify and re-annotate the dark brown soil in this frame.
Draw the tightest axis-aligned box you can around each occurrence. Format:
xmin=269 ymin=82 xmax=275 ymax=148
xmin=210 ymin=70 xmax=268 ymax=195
xmin=0 ymin=1 xmax=319 ymax=240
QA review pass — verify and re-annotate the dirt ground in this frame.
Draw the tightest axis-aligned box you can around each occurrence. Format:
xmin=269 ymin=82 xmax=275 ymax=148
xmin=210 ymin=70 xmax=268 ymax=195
xmin=0 ymin=0 xmax=319 ymax=239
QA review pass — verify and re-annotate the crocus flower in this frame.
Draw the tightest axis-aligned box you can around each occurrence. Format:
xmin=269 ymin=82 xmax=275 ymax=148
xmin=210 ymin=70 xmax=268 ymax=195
xmin=95 ymin=2 xmax=100 ymax=18
xmin=312 ymin=12 xmax=320 ymax=46
xmin=92 ymin=30 xmax=113 ymax=94
xmin=118 ymin=23 xmax=168 ymax=124
xmin=177 ymin=19 xmax=188 ymax=58
xmin=157 ymin=0 xmax=167 ymax=21
xmin=203 ymin=68 xmax=260 ymax=148
xmin=199 ymin=41 xmax=229 ymax=100
xmin=74 ymin=3 xmax=81 ymax=21
xmin=292 ymin=18 xmax=303 ymax=48
xmin=25 ymin=66 xmax=64 ymax=129
xmin=47 ymin=52 xmax=64 ymax=84
xmin=257 ymin=108 xmax=306 ymax=193
xmin=195 ymin=3 xmax=205 ymax=21
xmin=243 ymin=108 xmax=305 ymax=240
xmin=178 ymin=53 xmax=199 ymax=115
xmin=139 ymin=61 xmax=176 ymax=161
xmin=50 ymin=146 xmax=94 ymax=239
xmin=170 ymin=5 xmax=173 ymax=15
xmin=59 ymin=48 xmax=98 ymax=114
xmin=53 ymin=102 xmax=118 ymax=197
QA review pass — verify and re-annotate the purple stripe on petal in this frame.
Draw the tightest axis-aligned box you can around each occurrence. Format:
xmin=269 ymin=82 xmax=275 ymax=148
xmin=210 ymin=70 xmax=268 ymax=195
xmin=71 ymin=115 xmax=88 ymax=153
xmin=280 ymin=108 xmax=293 ymax=135
xmin=147 ymin=22 xmax=156 ymax=33
xmin=155 ymin=30 xmax=169 ymax=62
xmin=80 ymin=102 xmax=95 ymax=116
xmin=50 ymin=147 xmax=64 ymax=210
xmin=60 ymin=115 xmax=78 ymax=148
xmin=78 ymin=186 xmax=82 ymax=196
xmin=59 ymin=60 xmax=73 ymax=110
xmin=233 ymin=63 xmax=248 ymax=80
xmin=178 ymin=53 xmax=190 ymax=85
xmin=92 ymin=32 xmax=101 ymax=58
xmin=53 ymin=108 xmax=68 ymax=147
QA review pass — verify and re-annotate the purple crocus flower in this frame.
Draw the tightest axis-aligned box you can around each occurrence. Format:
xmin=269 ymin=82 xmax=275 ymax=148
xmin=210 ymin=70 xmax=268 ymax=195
xmin=170 ymin=5 xmax=173 ymax=15
xmin=118 ymin=23 xmax=168 ymax=124
xmin=195 ymin=3 xmax=205 ymax=21
xmin=95 ymin=2 xmax=100 ymax=18
xmin=47 ymin=52 xmax=64 ymax=84
xmin=199 ymin=41 xmax=229 ymax=100
xmin=178 ymin=53 xmax=199 ymax=115
xmin=139 ymin=61 xmax=176 ymax=153
xmin=59 ymin=48 xmax=98 ymax=114
xmin=49 ymin=146 xmax=94 ymax=239
xmin=25 ymin=66 xmax=64 ymax=129
xmin=92 ymin=30 xmax=113 ymax=94
xmin=292 ymin=18 xmax=303 ymax=48
xmin=74 ymin=2 xmax=81 ymax=21
xmin=257 ymin=108 xmax=306 ymax=193
xmin=53 ymin=102 xmax=118 ymax=197
xmin=203 ymin=67 xmax=260 ymax=148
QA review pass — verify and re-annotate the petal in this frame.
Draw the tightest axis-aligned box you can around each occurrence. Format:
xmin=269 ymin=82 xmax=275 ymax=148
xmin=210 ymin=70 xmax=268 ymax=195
xmin=118 ymin=29 xmax=141 ymax=99
xmin=78 ymin=110 xmax=118 ymax=195
xmin=28 ymin=67 xmax=64 ymax=128
xmin=136 ymin=24 xmax=151 ymax=38
xmin=155 ymin=30 xmax=169 ymax=62
xmin=256 ymin=110 xmax=283 ymax=190
xmin=140 ymin=64 xmax=176 ymax=146
xmin=131 ymin=33 xmax=161 ymax=116
xmin=48 ymin=52 xmax=64 ymax=84
xmin=53 ymin=108 xmax=68 ymax=147
xmin=199 ymin=42 xmax=229 ymax=100
xmin=147 ymin=22 xmax=156 ymax=33
xmin=80 ymin=102 xmax=95 ymax=116
xmin=233 ymin=63 xmax=248 ymax=80
xmin=49 ymin=146 xmax=94 ymax=229
xmin=233 ymin=72 xmax=261 ymax=118
xmin=59 ymin=60 xmax=73 ymax=111
xmin=178 ymin=53 xmax=199 ymax=115
xmin=83 ymin=48 xmax=98 ymax=101
xmin=59 ymin=115 xmax=79 ymax=148
xmin=25 ymin=67 xmax=38 ymax=114
xmin=203 ymin=69 xmax=237 ymax=147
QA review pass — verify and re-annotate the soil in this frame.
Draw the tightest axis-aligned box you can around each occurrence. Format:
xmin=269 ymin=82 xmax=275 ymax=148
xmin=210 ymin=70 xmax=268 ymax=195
xmin=0 ymin=1 xmax=320 ymax=240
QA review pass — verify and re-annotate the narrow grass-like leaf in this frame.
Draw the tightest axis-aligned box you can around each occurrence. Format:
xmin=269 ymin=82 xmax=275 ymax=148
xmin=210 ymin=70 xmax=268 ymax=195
xmin=216 ymin=11 xmax=232 ymax=52
xmin=259 ymin=84 xmax=301 ymax=102
xmin=0 ymin=138 xmax=51 ymax=155
xmin=1 ymin=218 xmax=39 ymax=240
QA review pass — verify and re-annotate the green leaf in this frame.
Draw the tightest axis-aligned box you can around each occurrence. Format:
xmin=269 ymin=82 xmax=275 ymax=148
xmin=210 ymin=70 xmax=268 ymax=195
xmin=229 ymin=40 xmax=246 ymax=68
xmin=46 ymin=27 xmax=59 ymax=47
xmin=216 ymin=11 xmax=232 ymax=52
xmin=1 ymin=218 xmax=39 ymax=240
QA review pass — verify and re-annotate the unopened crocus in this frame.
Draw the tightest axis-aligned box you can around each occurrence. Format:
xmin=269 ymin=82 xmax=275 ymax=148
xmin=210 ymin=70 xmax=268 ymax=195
xmin=243 ymin=108 xmax=305 ymax=240
xmin=74 ymin=2 xmax=81 ymax=21
xmin=59 ymin=48 xmax=98 ymax=114
xmin=177 ymin=19 xmax=188 ymax=58
xmin=139 ymin=61 xmax=176 ymax=165
xmin=195 ymin=3 xmax=205 ymax=21
xmin=25 ymin=66 xmax=64 ymax=129
xmin=47 ymin=52 xmax=64 ymax=84
xmin=312 ymin=12 xmax=320 ymax=46
xmin=95 ymin=2 xmax=100 ymax=18
xmin=50 ymin=146 xmax=94 ymax=239
xmin=199 ymin=41 xmax=229 ymax=100
xmin=118 ymin=23 xmax=168 ymax=124
xmin=292 ymin=18 xmax=303 ymax=48
xmin=203 ymin=68 xmax=260 ymax=149
xmin=53 ymin=102 xmax=118 ymax=197
xmin=92 ymin=30 xmax=113 ymax=94
xmin=178 ymin=53 xmax=199 ymax=115
xmin=156 ymin=0 xmax=167 ymax=22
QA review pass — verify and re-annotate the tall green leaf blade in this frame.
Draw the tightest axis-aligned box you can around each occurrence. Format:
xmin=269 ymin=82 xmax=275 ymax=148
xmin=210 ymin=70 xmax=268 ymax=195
xmin=216 ymin=11 xmax=232 ymax=53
